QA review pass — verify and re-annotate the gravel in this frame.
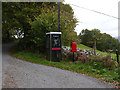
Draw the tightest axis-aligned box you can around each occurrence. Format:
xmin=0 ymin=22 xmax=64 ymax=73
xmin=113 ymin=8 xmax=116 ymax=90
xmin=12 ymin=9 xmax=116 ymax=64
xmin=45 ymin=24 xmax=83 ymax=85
xmin=2 ymin=43 xmax=116 ymax=88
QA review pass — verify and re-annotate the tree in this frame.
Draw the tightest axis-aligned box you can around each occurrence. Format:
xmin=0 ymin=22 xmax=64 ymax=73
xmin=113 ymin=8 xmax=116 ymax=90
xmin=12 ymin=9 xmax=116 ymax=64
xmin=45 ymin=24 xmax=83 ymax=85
xmin=2 ymin=2 xmax=45 ymax=41
xmin=91 ymin=29 xmax=101 ymax=55
xmin=30 ymin=4 xmax=78 ymax=52
xmin=79 ymin=29 xmax=120 ymax=54
xmin=79 ymin=29 xmax=93 ymax=46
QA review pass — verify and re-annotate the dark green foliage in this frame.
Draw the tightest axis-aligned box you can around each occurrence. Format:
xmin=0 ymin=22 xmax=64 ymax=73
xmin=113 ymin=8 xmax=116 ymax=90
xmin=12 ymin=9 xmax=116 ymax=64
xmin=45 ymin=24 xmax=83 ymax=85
xmin=2 ymin=2 xmax=78 ymax=52
xmin=2 ymin=2 xmax=44 ymax=42
xmin=78 ymin=29 xmax=120 ymax=54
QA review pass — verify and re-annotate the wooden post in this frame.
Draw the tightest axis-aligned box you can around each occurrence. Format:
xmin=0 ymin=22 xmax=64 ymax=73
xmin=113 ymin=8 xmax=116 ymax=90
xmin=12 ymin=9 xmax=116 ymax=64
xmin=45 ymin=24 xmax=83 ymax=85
xmin=116 ymin=49 xmax=119 ymax=64
xmin=73 ymin=52 xmax=74 ymax=62
xmin=94 ymin=39 xmax=96 ymax=55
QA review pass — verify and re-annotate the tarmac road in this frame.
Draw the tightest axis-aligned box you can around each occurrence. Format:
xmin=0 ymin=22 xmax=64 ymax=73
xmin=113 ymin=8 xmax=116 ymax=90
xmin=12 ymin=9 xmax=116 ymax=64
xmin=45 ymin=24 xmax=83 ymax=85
xmin=2 ymin=43 xmax=116 ymax=88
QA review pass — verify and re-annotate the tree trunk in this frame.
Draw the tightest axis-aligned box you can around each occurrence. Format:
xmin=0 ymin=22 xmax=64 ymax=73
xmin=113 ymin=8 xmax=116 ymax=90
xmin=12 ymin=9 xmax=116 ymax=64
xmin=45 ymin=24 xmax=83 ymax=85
xmin=94 ymin=39 xmax=96 ymax=55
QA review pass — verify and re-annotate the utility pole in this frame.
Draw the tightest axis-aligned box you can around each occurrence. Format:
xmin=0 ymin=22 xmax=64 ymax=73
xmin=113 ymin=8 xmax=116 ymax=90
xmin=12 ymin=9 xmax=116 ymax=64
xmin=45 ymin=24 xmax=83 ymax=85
xmin=116 ymin=49 xmax=119 ymax=64
xmin=58 ymin=2 xmax=60 ymax=32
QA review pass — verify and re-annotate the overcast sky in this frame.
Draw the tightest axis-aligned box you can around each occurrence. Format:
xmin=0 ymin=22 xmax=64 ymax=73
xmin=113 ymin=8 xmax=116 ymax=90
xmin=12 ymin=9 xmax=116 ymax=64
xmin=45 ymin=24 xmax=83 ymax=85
xmin=64 ymin=0 xmax=120 ymax=38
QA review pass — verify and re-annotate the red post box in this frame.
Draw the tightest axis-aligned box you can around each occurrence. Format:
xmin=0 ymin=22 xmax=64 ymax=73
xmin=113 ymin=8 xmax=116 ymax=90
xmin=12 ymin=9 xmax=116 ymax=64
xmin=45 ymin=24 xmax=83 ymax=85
xmin=70 ymin=42 xmax=77 ymax=52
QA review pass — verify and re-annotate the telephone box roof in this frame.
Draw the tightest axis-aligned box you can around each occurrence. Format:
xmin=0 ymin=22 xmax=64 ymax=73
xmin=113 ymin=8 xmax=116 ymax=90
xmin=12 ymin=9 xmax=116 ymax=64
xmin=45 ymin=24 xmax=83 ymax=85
xmin=46 ymin=32 xmax=62 ymax=35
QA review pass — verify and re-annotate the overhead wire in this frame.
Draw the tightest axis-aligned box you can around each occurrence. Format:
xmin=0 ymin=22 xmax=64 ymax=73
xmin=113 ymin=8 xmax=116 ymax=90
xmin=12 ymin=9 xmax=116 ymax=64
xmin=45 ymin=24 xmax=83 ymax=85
xmin=68 ymin=3 xmax=120 ymax=20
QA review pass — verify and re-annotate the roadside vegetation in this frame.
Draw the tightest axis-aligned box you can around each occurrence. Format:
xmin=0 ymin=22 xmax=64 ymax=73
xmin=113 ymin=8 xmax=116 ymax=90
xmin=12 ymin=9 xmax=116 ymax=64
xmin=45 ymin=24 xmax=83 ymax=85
xmin=67 ymin=44 xmax=120 ymax=62
xmin=11 ymin=44 xmax=120 ymax=88
xmin=76 ymin=44 xmax=120 ymax=60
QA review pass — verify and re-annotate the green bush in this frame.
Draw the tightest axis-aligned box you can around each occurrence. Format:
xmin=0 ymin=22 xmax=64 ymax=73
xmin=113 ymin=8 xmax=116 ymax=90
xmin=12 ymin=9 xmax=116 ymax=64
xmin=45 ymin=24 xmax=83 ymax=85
xmin=89 ymin=55 xmax=118 ymax=70
xmin=91 ymin=55 xmax=103 ymax=62
xmin=103 ymin=55 xmax=117 ymax=70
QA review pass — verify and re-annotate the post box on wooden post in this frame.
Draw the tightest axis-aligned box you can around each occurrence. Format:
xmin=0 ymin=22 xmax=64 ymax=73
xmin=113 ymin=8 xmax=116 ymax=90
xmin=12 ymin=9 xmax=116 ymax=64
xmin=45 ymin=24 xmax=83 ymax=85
xmin=70 ymin=42 xmax=77 ymax=62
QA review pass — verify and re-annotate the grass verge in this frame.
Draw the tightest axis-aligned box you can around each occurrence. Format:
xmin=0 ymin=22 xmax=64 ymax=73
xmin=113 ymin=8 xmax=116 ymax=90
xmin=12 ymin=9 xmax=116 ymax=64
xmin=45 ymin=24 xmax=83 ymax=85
xmin=11 ymin=46 xmax=119 ymax=88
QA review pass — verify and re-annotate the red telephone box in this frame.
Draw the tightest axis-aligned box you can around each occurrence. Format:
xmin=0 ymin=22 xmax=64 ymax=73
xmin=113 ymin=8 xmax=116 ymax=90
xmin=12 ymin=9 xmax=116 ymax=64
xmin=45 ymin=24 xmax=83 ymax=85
xmin=70 ymin=42 xmax=77 ymax=52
